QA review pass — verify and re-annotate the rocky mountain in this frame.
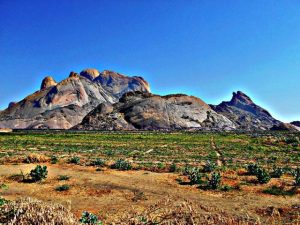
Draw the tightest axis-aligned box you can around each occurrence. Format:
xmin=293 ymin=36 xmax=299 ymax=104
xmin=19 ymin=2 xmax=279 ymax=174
xmin=291 ymin=121 xmax=300 ymax=128
xmin=271 ymin=122 xmax=300 ymax=132
xmin=210 ymin=91 xmax=280 ymax=130
xmin=74 ymin=91 xmax=235 ymax=131
xmin=0 ymin=69 xmax=150 ymax=129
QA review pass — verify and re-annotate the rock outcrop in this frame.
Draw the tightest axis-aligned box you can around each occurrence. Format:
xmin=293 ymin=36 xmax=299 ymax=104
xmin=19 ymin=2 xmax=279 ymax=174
xmin=40 ymin=76 xmax=57 ymax=90
xmin=8 ymin=102 xmax=17 ymax=108
xmin=210 ymin=91 xmax=280 ymax=130
xmin=0 ymin=69 xmax=150 ymax=129
xmin=80 ymin=69 xmax=100 ymax=80
xmin=291 ymin=121 xmax=300 ymax=128
xmin=74 ymin=91 xmax=235 ymax=131
xmin=271 ymin=122 xmax=300 ymax=132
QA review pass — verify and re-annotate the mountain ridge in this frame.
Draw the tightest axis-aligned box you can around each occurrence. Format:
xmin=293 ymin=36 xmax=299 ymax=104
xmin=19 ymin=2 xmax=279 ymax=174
xmin=0 ymin=68 xmax=150 ymax=129
xmin=0 ymin=67 xmax=297 ymax=131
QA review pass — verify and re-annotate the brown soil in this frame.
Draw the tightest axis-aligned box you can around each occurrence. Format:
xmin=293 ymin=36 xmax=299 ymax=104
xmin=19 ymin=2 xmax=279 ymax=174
xmin=0 ymin=163 xmax=299 ymax=223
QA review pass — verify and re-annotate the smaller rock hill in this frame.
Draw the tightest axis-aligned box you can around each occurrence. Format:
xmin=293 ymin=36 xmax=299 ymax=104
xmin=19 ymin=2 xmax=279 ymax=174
xmin=210 ymin=91 xmax=280 ymax=130
xmin=74 ymin=91 xmax=235 ymax=130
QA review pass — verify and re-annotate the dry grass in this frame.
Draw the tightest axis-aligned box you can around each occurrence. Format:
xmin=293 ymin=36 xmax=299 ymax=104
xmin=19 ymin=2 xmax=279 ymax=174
xmin=24 ymin=153 xmax=50 ymax=163
xmin=0 ymin=198 xmax=79 ymax=225
xmin=113 ymin=198 xmax=261 ymax=225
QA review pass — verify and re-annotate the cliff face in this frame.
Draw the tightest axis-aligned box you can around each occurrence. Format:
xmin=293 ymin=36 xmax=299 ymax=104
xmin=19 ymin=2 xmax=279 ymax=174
xmin=74 ymin=91 xmax=236 ymax=131
xmin=210 ymin=91 xmax=280 ymax=130
xmin=0 ymin=69 xmax=150 ymax=129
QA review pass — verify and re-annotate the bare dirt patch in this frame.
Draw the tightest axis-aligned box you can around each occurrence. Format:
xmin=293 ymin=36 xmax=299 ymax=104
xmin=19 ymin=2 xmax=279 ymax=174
xmin=0 ymin=163 xmax=299 ymax=224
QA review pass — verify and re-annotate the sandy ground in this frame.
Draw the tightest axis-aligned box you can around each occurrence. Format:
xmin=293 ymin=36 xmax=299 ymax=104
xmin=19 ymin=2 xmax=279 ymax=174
xmin=0 ymin=164 xmax=299 ymax=222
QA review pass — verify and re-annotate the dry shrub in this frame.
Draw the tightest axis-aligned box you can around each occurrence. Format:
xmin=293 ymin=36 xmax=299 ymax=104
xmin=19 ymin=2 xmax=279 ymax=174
xmin=0 ymin=198 xmax=79 ymax=225
xmin=24 ymin=153 xmax=50 ymax=163
xmin=112 ymin=198 xmax=261 ymax=225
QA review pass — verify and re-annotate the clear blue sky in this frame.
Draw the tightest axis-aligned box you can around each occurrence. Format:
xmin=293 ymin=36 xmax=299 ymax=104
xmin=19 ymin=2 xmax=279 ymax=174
xmin=0 ymin=0 xmax=299 ymax=122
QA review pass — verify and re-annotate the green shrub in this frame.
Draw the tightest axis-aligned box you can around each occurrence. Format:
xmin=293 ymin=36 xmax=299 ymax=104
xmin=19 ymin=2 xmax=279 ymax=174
xmin=247 ymin=163 xmax=259 ymax=175
xmin=0 ymin=183 xmax=9 ymax=206
xmin=55 ymin=184 xmax=70 ymax=192
xmin=285 ymin=136 xmax=300 ymax=146
xmin=0 ymin=183 xmax=8 ymax=191
xmin=79 ymin=211 xmax=102 ymax=225
xmin=169 ymin=163 xmax=177 ymax=173
xmin=203 ymin=160 xmax=216 ymax=173
xmin=69 ymin=156 xmax=80 ymax=164
xmin=220 ymin=185 xmax=234 ymax=192
xmin=51 ymin=155 xmax=58 ymax=164
xmin=208 ymin=172 xmax=221 ymax=189
xmin=58 ymin=175 xmax=70 ymax=181
xmin=187 ymin=167 xmax=203 ymax=185
xmin=256 ymin=168 xmax=271 ymax=184
xmin=90 ymin=158 xmax=105 ymax=167
xmin=270 ymin=166 xmax=284 ymax=178
xmin=292 ymin=167 xmax=300 ymax=186
xmin=0 ymin=197 xmax=8 ymax=206
xmin=111 ymin=159 xmax=132 ymax=170
xmin=263 ymin=185 xmax=297 ymax=196
xmin=29 ymin=165 xmax=48 ymax=182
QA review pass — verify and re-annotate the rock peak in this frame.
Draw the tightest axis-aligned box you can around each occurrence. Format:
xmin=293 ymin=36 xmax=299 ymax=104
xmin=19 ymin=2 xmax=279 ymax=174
xmin=40 ymin=76 xmax=57 ymax=90
xmin=80 ymin=68 xmax=100 ymax=80
xmin=69 ymin=71 xmax=79 ymax=78
xmin=231 ymin=91 xmax=253 ymax=105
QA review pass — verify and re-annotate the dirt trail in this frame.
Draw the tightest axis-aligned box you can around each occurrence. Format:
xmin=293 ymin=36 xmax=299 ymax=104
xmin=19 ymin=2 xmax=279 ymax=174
xmin=0 ymin=164 xmax=298 ymax=222
xmin=211 ymin=137 xmax=225 ymax=166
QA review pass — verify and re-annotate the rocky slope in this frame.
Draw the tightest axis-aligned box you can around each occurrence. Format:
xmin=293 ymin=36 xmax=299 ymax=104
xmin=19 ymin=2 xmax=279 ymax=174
xmin=291 ymin=121 xmax=300 ymax=128
xmin=271 ymin=122 xmax=300 ymax=132
xmin=210 ymin=91 xmax=280 ymax=130
xmin=0 ymin=69 xmax=150 ymax=129
xmin=74 ymin=91 xmax=235 ymax=131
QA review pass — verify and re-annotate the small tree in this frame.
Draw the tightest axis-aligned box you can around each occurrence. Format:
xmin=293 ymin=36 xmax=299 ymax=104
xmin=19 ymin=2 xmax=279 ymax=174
xmin=247 ymin=163 xmax=259 ymax=175
xmin=270 ymin=166 xmax=284 ymax=178
xmin=292 ymin=167 xmax=300 ymax=186
xmin=256 ymin=168 xmax=271 ymax=184
xmin=208 ymin=172 xmax=221 ymax=189
xmin=79 ymin=211 xmax=102 ymax=225
xmin=111 ymin=159 xmax=132 ymax=170
xmin=30 ymin=165 xmax=48 ymax=182
xmin=203 ymin=160 xmax=216 ymax=173
xmin=187 ymin=168 xmax=202 ymax=185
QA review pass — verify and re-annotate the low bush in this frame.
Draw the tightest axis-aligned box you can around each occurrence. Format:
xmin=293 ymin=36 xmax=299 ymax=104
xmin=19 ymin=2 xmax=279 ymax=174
xmin=90 ymin=158 xmax=106 ymax=167
xmin=292 ymin=167 xmax=300 ymax=186
xmin=29 ymin=165 xmax=48 ymax=182
xmin=111 ymin=159 xmax=132 ymax=170
xmin=247 ymin=163 xmax=259 ymax=175
xmin=203 ymin=160 xmax=216 ymax=173
xmin=284 ymin=136 xmax=300 ymax=146
xmin=187 ymin=167 xmax=203 ymax=185
xmin=79 ymin=211 xmax=102 ymax=225
xmin=169 ymin=163 xmax=177 ymax=173
xmin=55 ymin=184 xmax=70 ymax=192
xmin=270 ymin=166 xmax=284 ymax=178
xmin=220 ymin=185 xmax=234 ymax=192
xmin=58 ymin=175 xmax=70 ymax=181
xmin=256 ymin=168 xmax=271 ymax=184
xmin=51 ymin=155 xmax=58 ymax=164
xmin=263 ymin=185 xmax=297 ymax=196
xmin=69 ymin=156 xmax=80 ymax=165
xmin=0 ymin=197 xmax=8 ymax=206
xmin=208 ymin=172 xmax=221 ymax=190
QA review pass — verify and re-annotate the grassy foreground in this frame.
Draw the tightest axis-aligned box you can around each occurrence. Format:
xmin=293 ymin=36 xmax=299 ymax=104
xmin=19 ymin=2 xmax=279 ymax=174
xmin=0 ymin=131 xmax=299 ymax=167
xmin=0 ymin=131 xmax=299 ymax=224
